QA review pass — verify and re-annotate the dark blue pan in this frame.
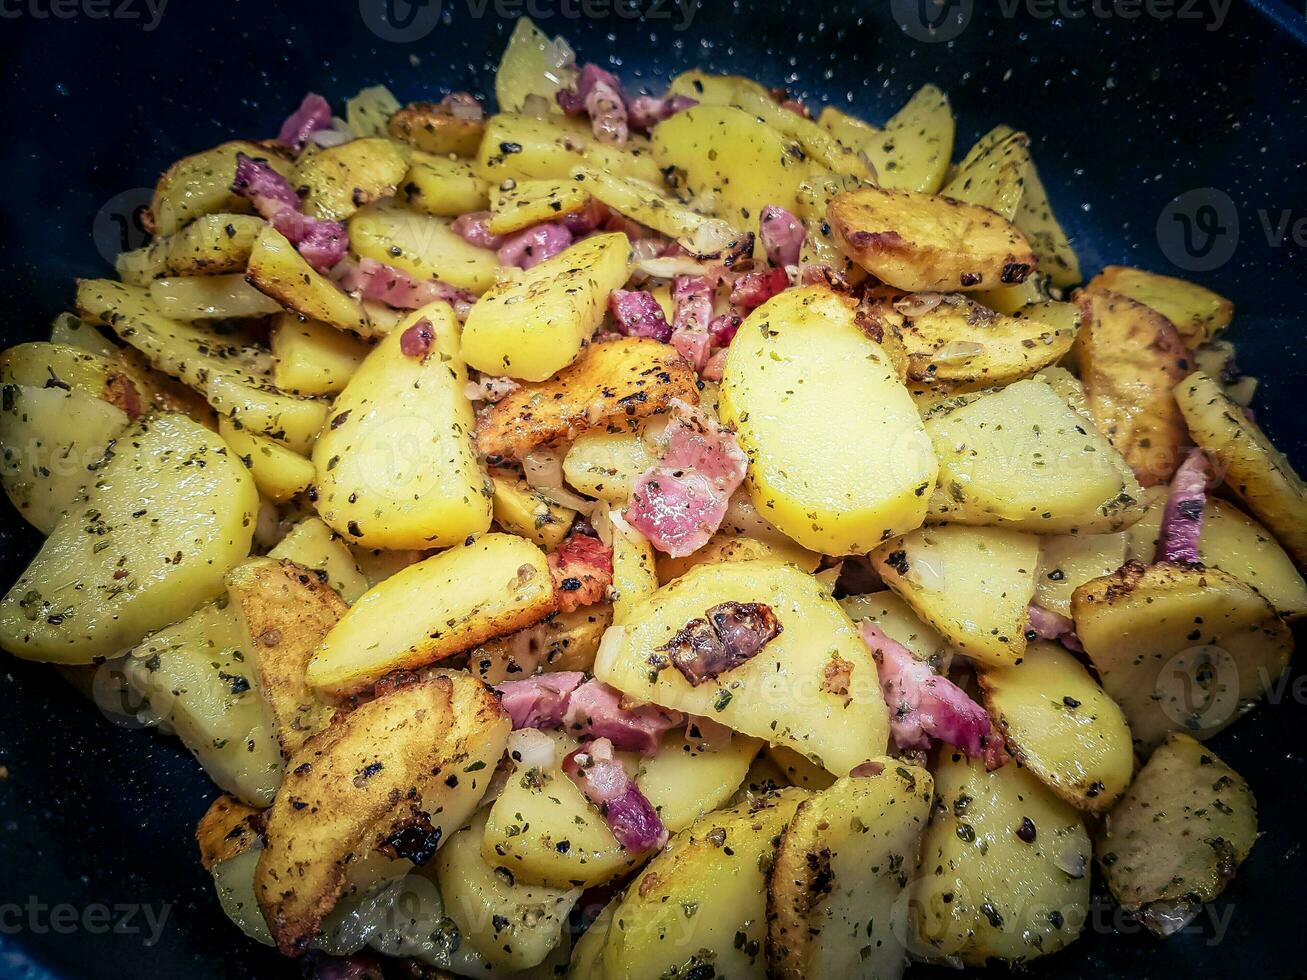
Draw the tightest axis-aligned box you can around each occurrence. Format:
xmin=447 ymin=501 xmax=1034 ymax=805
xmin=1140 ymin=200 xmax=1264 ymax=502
xmin=1 ymin=1 xmax=1305 ymax=976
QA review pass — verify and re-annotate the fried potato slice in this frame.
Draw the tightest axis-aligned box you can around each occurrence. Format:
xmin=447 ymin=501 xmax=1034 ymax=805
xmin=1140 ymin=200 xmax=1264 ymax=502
xmin=292 ymin=137 xmax=411 ymax=222
xmin=654 ymin=532 xmax=821 ymax=585
xmin=1176 ymin=371 xmax=1307 ymax=567
xmin=768 ymin=763 xmax=933 ymax=980
xmin=1033 ymin=530 xmax=1128 ymax=617
xmin=269 ymin=314 xmax=369 ymax=397
xmin=838 ymin=590 xmax=953 ymax=671
xmin=818 ymin=83 xmax=955 ymax=194
xmin=978 ymin=641 xmax=1134 ymax=811
xmin=1085 ymin=266 xmax=1232 ymax=347
xmin=828 ymin=186 xmax=1035 ymax=292
xmin=146 ymin=140 xmax=292 ymax=236
xmin=403 ymin=151 xmax=490 ymax=218
xmin=487 ymin=177 xmax=590 ymax=235
xmin=217 ymin=417 xmax=314 ymax=503
xmin=1072 ymin=561 xmax=1293 ymax=750
xmin=494 ymin=16 xmax=578 ymax=113
xmin=467 ymin=604 xmax=613 ymax=683
xmin=475 ymin=337 xmax=699 ymax=460
xmin=245 ymin=226 xmax=373 ymax=337
xmin=196 ymin=794 xmax=263 ymax=872
xmin=941 ymin=127 xmax=1032 ymax=221
xmin=349 ymin=201 xmax=499 ymax=294
xmin=227 ymin=558 xmax=347 ymax=758
xmin=1016 ymin=155 xmax=1082 ymax=288
xmin=267 ymin=518 xmax=370 ymax=604
xmin=389 ymin=101 xmax=485 ymax=157
xmin=256 ymin=672 xmax=509 ymax=956
xmin=1072 ymin=289 xmax=1191 ymax=486
xmin=1094 ymin=733 xmax=1256 ymax=935
xmin=156 ymin=213 xmax=266 ymax=277
xmin=307 ymin=533 xmax=556 ymax=698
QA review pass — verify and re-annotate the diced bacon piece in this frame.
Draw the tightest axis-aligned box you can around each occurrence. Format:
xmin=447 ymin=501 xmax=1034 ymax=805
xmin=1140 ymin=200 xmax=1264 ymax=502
xmin=1025 ymin=603 xmax=1085 ymax=654
xmin=556 ymin=64 xmax=630 ymax=147
xmin=495 ymin=672 xmax=586 ymax=729
xmin=451 ymin=211 xmax=504 ymax=250
xmin=759 ymin=204 xmax=805 ymax=268
xmin=563 ymin=738 xmax=669 ymax=852
xmin=548 ymin=535 xmax=614 ymax=613
xmin=861 ymin=622 xmax=1001 ymax=763
xmin=232 ymin=152 xmax=300 ymax=212
xmin=563 ymin=679 xmax=683 ymax=756
xmin=497 ymin=222 xmax=574 ymax=269
xmin=700 ymin=348 xmax=728 ymax=383
xmin=337 ymin=257 xmax=476 ymax=311
xmin=231 ymin=152 xmax=347 ymax=272
xmin=708 ymin=312 xmax=742 ymax=348
xmin=729 ymin=267 xmax=789 ymax=309
xmin=609 ymin=289 xmax=672 ymax=342
xmin=628 ymin=94 xmax=698 ymax=131
xmin=1156 ymin=448 xmax=1213 ymax=565
xmin=669 ymin=275 xmax=714 ymax=372
xmin=278 ymin=93 xmax=333 ymax=150
xmin=624 ymin=400 xmax=748 ymax=557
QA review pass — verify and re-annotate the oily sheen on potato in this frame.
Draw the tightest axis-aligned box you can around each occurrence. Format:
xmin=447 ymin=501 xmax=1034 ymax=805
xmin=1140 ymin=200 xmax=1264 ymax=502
xmin=719 ymin=286 xmax=938 ymax=555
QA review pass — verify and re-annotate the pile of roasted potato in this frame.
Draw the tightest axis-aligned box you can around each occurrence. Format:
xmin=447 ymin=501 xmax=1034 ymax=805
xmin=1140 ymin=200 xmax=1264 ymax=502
xmin=3 ymin=15 xmax=1304 ymax=978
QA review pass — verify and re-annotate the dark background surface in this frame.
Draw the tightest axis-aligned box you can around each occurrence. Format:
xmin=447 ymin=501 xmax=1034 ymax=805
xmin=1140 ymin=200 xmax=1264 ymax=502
xmin=1 ymin=0 xmax=1306 ymax=977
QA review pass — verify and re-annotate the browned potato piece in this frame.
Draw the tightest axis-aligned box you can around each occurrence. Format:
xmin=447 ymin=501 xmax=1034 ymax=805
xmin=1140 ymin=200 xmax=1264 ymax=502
xmin=146 ymin=140 xmax=292 ymax=236
xmin=466 ymin=604 xmax=613 ymax=683
xmin=226 ymin=558 xmax=347 ymax=758
xmin=256 ymin=672 xmax=509 ymax=956
xmin=195 ymin=794 xmax=263 ymax=872
xmin=827 ymin=186 xmax=1035 ymax=292
xmin=389 ymin=101 xmax=485 ymax=157
xmin=1073 ymin=289 xmax=1192 ymax=486
xmin=474 ymin=338 xmax=699 ymax=460
xmin=1085 ymin=266 xmax=1233 ymax=347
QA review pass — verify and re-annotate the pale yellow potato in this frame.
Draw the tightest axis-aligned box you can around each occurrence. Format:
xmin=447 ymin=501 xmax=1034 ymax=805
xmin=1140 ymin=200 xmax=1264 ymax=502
xmin=148 ymin=274 xmax=283 ymax=319
xmin=269 ymin=314 xmax=369 ymax=397
xmin=124 ymin=599 xmax=282 ymax=807
xmin=158 ymin=213 xmax=266 ymax=277
xmin=793 ymin=170 xmax=871 ymax=282
xmin=77 ymin=279 xmax=331 ymax=450
xmin=402 ymin=151 xmax=490 ymax=217
xmin=469 ymin=604 xmax=612 ymax=682
xmin=292 ymin=137 xmax=410 ymax=221
xmin=719 ymin=286 xmax=937 ymax=555
xmin=436 ymin=809 xmax=580 ymax=971
xmin=388 ymin=101 xmax=484 ymax=157
xmin=348 ymin=201 xmax=499 ymax=293
xmin=146 ymin=140 xmax=293 ymax=236
xmin=487 ymin=177 xmax=590 ymax=235
xmin=1085 ymin=266 xmax=1232 ymax=346
xmin=652 ymin=104 xmax=811 ymax=224
xmin=871 ymin=524 xmax=1039 ymax=667
xmin=218 ymin=417 xmax=314 ymax=503
xmin=476 ymin=112 xmax=663 ymax=186
xmin=654 ymin=532 xmax=822 ymax=585
xmin=942 ymin=126 xmax=1032 ymax=221
xmin=267 ymin=517 xmax=370 ymax=603
xmin=1072 ymin=561 xmax=1294 ymax=750
xmin=569 ymin=164 xmax=746 ymax=251
xmin=561 ymin=426 xmax=660 ymax=504
xmin=1034 ymin=530 xmax=1128 ymax=617
xmin=1094 ymin=733 xmax=1256 ymax=932
xmin=256 ymin=672 xmax=508 ymax=955
xmin=818 ymin=83 xmax=955 ymax=194
xmin=828 ymin=186 xmax=1035 ymax=292
xmin=599 ymin=791 xmax=806 ymax=980
xmin=312 ymin=302 xmax=492 ymax=551
xmin=911 ymin=752 xmax=1090 ymax=966
xmin=924 ymin=378 xmax=1143 ymax=533
xmin=1016 ymin=154 xmax=1082 ymax=288
xmin=838 ymin=590 xmax=952 ymax=670
xmin=0 ymin=413 xmax=257 ymax=663
xmin=665 ymin=68 xmax=773 ymax=105
xmin=978 ymin=642 xmax=1134 ymax=811
xmin=973 ymin=274 xmax=1050 ymax=314
xmin=593 ymin=507 xmax=659 ymax=623
xmin=768 ymin=763 xmax=933 ymax=980
xmin=764 ymin=744 xmax=836 ymax=791
xmin=0 ymin=384 xmax=130 ymax=533
xmin=348 ymin=544 xmax=426 ymax=588
xmin=308 ymin=533 xmax=555 ymax=697
xmin=494 ymin=16 xmax=578 ymax=112
xmin=226 ymin=558 xmax=347 ymax=757
xmin=245 ymin=226 xmax=374 ymax=337
xmin=633 ymin=728 xmax=761 ymax=831
xmin=48 ymin=312 xmax=118 ymax=357
xmin=594 ymin=559 xmax=890 ymax=775
xmin=1124 ymin=486 xmax=1307 ymax=619
xmin=461 ymin=232 xmax=631 ymax=383
xmin=490 ymin=470 xmax=575 ymax=550
xmin=1176 ymin=371 xmax=1307 ymax=567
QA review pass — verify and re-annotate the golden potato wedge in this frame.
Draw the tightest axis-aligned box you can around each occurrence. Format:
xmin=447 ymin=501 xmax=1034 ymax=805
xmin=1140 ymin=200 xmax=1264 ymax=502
xmin=941 ymin=126 xmax=1032 ymax=221
xmin=487 ymin=177 xmax=591 ymax=235
xmin=0 ymin=413 xmax=257 ymax=664
xmin=910 ymin=753 xmax=1090 ymax=966
xmin=1034 ymin=530 xmax=1128 ymax=617
xmin=594 ymin=559 xmax=890 ymax=776
xmin=561 ymin=425 xmax=662 ymax=504
xmin=467 ymin=604 xmax=612 ymax=683
xmin=973 ymin=274 xmax=1050 ymax=315
xmin=267 ymin=517 xmax=370 ymax=604
xmin=764 ymin=743 xmax=836 ymax=791
xmin=308 ymin=533 xmax=556 ymax=698
xmin=312 ymin=302 xmax=492 ymax=551
xmin=461 ymin=232 xmax=631 ymax=383
xmin=1016 ymin=156 xmax=1081 ymax=288
xmin=389 ymin=102 xmax=484 ymax=157
xmin=245 ymin=225 xmax=372 ymax=337
xmin=475 ymin=337 xmax=698 ymax=460
xmin=494 ymin=16 xmax=578 ymax=112
xmin=593 ymin=507 xmax=659 ymax=623
xmin=664 ymin=68 xmax=773 ymax=105
xmin=256 ymin=672 xmax=509 ymax=955
xmin=196 ymin=795 xmax=263 ymax=872
xmin=344 ymin=83 xmax=401 ymax=138
xmin=476 ymin=112 xmax=663 ymax=186
xmin=158 ymin=213 xmax=266 ymax=277
xmin=978 ymin=642 xmax=1134 ymax=811
xmin=218 ymin=417 xmax=314 ymax=503
xmin=719 ymin=286 xmax=937 ymax=555
xmin=1125 ymin=486 xmax=1307 ymax=619
xmin=819 ymin=83 xmax=955 ymax=194
xmin=148 ymin=274 xmax=284 ymax=320
xmin=490 ymin=470 xmax=576 ymax=550
xmin=768 ymin=763 xmax=934 ymax=980
xmin=598 ymin=791 xmax=807 ymax=979
xmin=348 ymin=545 xmax=426 ymax=588
xmin=1094 ymin=733 xmax=1256 ymax=934
xmin=828 ymin=186 xmax=1035 ymax=292
xmin=48 ymin=312 xmax=118 ymax=357
xmin=227 ymin=558 xmax=346 ymax=757
xmin=269 ymin=314 xmax=369 ymax=397
xmin=654 ymin=532 xmax=822 ymax=585
xmin=348 ymin=201 xmax=499 ymax=294
xmin=569 ymin=165 xmax=746 ymax=251
xmin=924 ymin=378 xmax=1143 ymax=533
xmin=1176 ymin=371 xmax=1307 ymax=567
xmin=402 ymin=151 xmax=490 ymax=218
xmin=124 ymin=597 xmax=282 ymax=806
xmin=147 ymin=141 xmax=292 ymax=236
xmin=1085 ymin=266 xmax=1232 ymax=347
xmin=1072 ymin=288 xmax=1191 ymax=486
xmin=872 ymin=525 xmax=1039 ymax=667
xmin=292 ymin=137 xmax=410 ymax=221
xmin=1073 ymin=561 xmax=1294 ymax=750
xmin=838 ymin=590 xmax=953 ymax=671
